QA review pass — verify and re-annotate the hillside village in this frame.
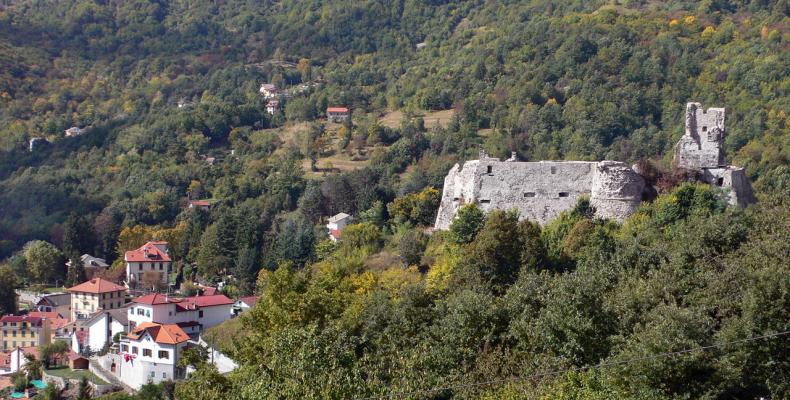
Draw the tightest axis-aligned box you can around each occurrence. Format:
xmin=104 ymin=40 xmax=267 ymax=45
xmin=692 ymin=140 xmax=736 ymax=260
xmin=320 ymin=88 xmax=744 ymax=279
xmin=1 ymin=241 xmax=244 ymax=397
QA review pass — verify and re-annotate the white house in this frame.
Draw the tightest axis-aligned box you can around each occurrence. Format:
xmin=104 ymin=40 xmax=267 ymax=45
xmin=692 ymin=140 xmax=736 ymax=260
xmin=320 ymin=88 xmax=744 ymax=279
xmin=124 ymin=241 xmax=172 ymax=288
xmin=326 ymin=107 xmax=350 ymax=123
xmin=0 ymin=346 xmax=38 ymax=374
xmin=65 ymin=127 xmax=84 ymax=137
xmin=80 ymin=308 xmax=128 ymax=354
xmin=113 ymin=322 xmax=190 ymax=389
xmin=266 ymin=99 xmax=279 ymax=115
xmin=259 ymin=83 xmax=279 ymax=99
xmin=232 ymin=296 xmax=258 ymax=316
xmin=326 ymin=212 xmax=353 ymax=242
xmin=128 ymin=293 xmax=234 ymax=336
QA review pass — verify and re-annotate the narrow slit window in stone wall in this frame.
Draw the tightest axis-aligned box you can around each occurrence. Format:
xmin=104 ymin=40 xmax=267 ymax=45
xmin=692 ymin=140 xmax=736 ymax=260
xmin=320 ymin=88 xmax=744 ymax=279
xmin=480 ymin=199 xmax=491 ymax=203
xmin=524 ymin=192 xmax=536 ymax=198
xmin=558 ymin=192 xmax=569 ymax=198
xmin=487 ymin=165 xmax=492 ymax=174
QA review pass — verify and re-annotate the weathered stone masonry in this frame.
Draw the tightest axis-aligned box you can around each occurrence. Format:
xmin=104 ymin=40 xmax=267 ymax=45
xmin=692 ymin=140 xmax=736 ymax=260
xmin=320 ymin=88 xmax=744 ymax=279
xmin=434 ymin=103 xmax=754 ymax=229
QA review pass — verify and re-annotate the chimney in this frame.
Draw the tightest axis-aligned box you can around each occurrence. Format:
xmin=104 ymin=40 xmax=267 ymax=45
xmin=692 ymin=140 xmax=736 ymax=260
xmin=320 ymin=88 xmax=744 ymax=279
xmin=144 ymin=247 xmax=150 ymax=258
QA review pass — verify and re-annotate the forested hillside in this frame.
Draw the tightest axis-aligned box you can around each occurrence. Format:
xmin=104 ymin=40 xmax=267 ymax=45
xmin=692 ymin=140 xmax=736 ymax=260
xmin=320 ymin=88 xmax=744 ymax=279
xmin=0 ymin=0 xmax=788 ymax=398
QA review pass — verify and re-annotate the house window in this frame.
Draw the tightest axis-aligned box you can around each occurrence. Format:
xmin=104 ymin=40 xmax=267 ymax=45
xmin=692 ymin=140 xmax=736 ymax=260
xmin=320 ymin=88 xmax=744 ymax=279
xmin=550 ymin=166 xmax=556 ymax=174
xmin=159 ymin=263 xmax=163 ymax=270
xmin=132 ymin=346 xmax=138 ymax=354
xmin=716 ymin=177 xmax=724 ymax=186
xmin=150 ymin=371 xmax=155 ymax=378
xmin=158 ymin=351 xmax=169 ymax=359
xmin=121 ymin=344 xmax=129 ymax=352
xmin=486 ymin=165 xmax=492 ymax=174
xmin=558 ymin=192 xmax=570 ymax=198
xmin=524 ymin=192 xmax=536 ymax=198
xmin=137 ymin=309 xmax=144 ymax=316
xmin=143 ymin=348 xmax=152 ymax=357
xmin=702 ymin=126 xmax=708 ymax=132
xmin=199 ymin=311 xmax=204 ymax=318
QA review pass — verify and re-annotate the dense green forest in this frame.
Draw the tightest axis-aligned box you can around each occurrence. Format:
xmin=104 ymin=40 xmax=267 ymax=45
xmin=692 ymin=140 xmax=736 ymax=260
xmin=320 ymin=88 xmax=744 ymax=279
xmin=0 ymin=0 xmax=788 ymax=398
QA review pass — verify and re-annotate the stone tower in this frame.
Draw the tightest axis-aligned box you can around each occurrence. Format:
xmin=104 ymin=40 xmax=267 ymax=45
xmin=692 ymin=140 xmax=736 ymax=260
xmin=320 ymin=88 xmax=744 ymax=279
xmin=590 ymin=161 xmax=645 ymax=222
xmin=675 ymin=102 xmax=726 ymax=169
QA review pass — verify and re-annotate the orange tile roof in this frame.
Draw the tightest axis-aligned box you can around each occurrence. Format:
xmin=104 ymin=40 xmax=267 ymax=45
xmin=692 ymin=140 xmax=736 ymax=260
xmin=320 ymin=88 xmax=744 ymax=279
xmin=124 ymin=241 xmax=171 ymax=262
xmin=327 ymin=107 xmax=349 ymax=113
xmin=67 ymin=278 xmax=126 ymax=294
xmin=128 ymin=322 xmax=189 ymax=345
xmin=27 ymin=312 xmax=68 ymax=330
xmin=27 ymin=311 xmax=63 ymax=320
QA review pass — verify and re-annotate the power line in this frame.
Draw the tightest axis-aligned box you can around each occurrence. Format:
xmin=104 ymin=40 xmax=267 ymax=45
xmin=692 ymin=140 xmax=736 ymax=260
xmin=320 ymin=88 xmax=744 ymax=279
xmin=354 ymin=329 xmax=790 ymax=400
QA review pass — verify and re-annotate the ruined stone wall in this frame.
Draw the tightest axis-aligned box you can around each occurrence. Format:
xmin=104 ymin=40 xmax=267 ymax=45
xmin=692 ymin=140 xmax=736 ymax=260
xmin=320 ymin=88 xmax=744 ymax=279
xmin=434 ymin=102 xmax=755 ymax=230
xmin=675 ymin=102 xmax=726 ymax=169
xmin=701 ymin=167 xmax=755 ymax=207
xmin=433 ymin=156 xmax=645 ymax=229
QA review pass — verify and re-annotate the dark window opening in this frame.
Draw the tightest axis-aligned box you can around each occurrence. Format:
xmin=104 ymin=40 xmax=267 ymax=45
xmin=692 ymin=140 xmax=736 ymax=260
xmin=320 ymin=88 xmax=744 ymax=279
xmin=702 ymin=126 xmax=708 ymax=132
xmin=550 ymin=166 xmax=556 ymax=174
xmin=453 ymin=197 xmax=459 ymax=201
xmin=486 ymin=165 xmax=492 ymax=174
xmin=524 ymin=192 xmax=536 ymax=198
xmin=558 ymin=192 xmax=570 ymax=198
xmin=480 ymin=199 xmax=491 ymax=204
xmin=716 ymin=177 xmax=724 ymax=186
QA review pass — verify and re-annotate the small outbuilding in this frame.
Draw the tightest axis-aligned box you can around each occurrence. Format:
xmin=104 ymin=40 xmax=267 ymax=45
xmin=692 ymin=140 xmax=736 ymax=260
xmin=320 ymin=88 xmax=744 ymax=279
xmin=68 ymin=352 xmax=89 ymax=370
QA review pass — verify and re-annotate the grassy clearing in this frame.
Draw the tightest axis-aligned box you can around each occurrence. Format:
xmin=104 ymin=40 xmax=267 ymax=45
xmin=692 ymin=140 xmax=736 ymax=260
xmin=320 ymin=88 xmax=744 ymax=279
xmin=301 ymin=153 xmax=370 ymax=178
xmin=379 ymin=109 xmax=454 ymax=129
xmin=46 ymin=367 xmax=106 ymax=385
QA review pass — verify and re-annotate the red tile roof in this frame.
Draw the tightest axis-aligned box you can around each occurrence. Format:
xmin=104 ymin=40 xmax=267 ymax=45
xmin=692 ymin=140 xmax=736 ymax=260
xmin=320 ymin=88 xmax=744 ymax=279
xmin=198 ymin=286 xmax=218 ymax=296
xmin=239 ymin=296 xmax=259 ymax=308
xmin=128 ymin=322 xmax=189 ymax=345
xmin=327 ymin=107 xmax=349 ymax=113
xmin=0 ymin=315 xmax=44 ymax=325
xmin=189 ymin=200 xmax=211 ymax=207
xmin=132 ymin=293 xmax=180 ymax=305
xmin=68 ymin=278 xmax=126 ymax=294
xmin=124 ymin=242 xmax=171 ymax=262
xmin=181 ymin=294 xmax=234 ymax=308
xmin=330 ymin=229 xmax=342 ymax=240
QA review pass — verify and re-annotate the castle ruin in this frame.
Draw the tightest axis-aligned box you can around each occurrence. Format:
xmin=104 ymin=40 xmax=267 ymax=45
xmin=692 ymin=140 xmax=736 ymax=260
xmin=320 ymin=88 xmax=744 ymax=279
xmin=674 ymin=102 xmax=754 ymax=207
xmin=433 ymin=102 xmax=754 ymax=230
